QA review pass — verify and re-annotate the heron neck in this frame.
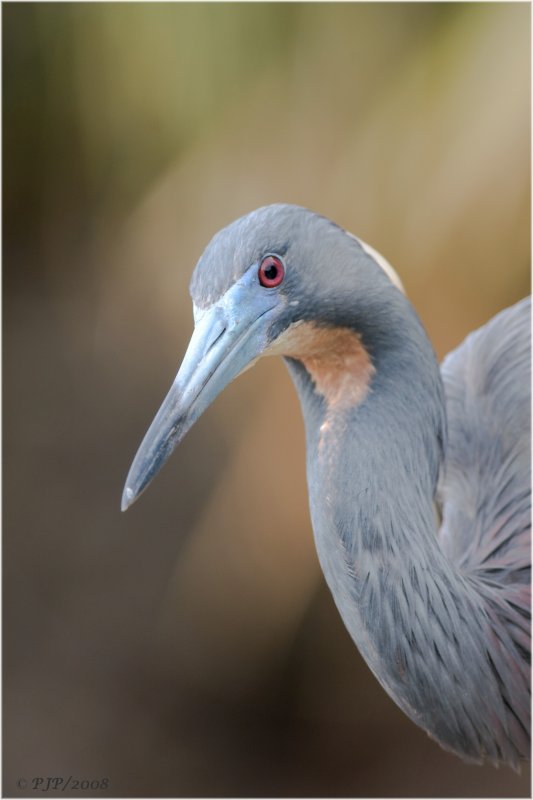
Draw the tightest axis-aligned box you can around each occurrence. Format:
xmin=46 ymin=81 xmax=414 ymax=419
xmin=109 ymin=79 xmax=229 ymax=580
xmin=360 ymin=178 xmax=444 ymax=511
xmin=283 ymin=314 xmax=451 ymax=641
xmin=283 ymin=311 xmax=522 ymax=765
xmin=284 ymin=317 xmax=448 ymax=579
xmin=284 ymin=309 xmax=447 ymax=561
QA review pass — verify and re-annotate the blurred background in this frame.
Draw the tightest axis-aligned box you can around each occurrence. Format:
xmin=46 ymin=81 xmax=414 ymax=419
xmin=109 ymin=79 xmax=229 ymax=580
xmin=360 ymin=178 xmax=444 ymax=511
xmin=4 ymin=3 xmax=530 ymax=797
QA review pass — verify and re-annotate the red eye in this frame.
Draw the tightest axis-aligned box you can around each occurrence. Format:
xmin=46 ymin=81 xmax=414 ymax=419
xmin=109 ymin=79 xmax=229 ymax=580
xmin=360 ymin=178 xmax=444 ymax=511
xmin=258 ymin=255 xmax=285 ymax=288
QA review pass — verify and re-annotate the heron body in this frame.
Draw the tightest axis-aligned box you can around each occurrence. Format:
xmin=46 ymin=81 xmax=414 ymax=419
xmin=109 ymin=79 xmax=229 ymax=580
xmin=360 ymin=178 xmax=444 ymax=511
xmin=123 ymin=205 xmax=530 ymax=767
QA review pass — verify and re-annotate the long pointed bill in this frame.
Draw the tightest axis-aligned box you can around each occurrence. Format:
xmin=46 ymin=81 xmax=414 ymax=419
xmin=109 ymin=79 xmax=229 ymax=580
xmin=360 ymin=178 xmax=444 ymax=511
xmin=121 ymin=270 xmax=280 ymax=510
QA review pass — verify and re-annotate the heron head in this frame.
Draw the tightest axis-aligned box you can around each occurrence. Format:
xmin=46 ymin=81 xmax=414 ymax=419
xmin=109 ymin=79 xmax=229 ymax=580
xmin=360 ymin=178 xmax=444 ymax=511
xmin=122 ymin=204 xmax=404 ymax=509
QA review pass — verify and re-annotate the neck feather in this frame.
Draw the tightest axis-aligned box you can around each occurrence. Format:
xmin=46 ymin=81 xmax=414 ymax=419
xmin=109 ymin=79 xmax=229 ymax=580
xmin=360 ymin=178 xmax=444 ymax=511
xmin=283 ymin=307 xmax=526 ymax=766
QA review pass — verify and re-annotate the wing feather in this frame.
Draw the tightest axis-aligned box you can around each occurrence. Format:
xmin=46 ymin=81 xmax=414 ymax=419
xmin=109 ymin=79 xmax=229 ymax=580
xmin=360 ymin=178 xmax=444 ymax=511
xmin=438 ymin=297 xmax=531 ymax=588
xmin=437 ymin=298 xmax=531 ymax=759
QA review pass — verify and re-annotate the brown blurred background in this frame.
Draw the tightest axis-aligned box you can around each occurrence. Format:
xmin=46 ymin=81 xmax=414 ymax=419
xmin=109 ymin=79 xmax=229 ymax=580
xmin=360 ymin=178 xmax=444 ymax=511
xmin=4 ymin=3 xmax=530 ymax=797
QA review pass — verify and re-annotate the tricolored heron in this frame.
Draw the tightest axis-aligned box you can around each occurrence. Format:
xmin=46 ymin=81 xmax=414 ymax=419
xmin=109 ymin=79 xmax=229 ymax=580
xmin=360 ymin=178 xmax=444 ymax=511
xmin=122 ymin=204 xmax=530 ymax=767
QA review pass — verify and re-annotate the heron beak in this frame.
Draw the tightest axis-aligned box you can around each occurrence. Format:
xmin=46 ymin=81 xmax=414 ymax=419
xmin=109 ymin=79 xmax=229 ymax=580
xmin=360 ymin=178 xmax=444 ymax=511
xmin=121 ymin=273 xmax=279 ymax=510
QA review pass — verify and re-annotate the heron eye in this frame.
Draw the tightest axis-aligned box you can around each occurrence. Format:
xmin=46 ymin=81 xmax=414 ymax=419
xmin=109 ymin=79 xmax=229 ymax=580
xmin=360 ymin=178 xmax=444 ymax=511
xmin=258 ymin=255 xmax=285 ymax=288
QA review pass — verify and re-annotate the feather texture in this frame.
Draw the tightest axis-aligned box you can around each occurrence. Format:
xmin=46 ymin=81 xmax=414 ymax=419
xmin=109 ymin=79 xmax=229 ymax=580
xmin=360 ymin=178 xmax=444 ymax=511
xmin=437 ymin=297 xmax=531 ymax=761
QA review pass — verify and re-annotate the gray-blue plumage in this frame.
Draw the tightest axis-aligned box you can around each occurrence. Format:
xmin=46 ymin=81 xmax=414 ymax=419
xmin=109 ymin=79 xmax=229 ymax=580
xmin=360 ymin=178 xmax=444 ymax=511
xmin=437 ymin=298 xmax=530 ymax=759
xmin=122 ymin=204 xmax=530 ymax=768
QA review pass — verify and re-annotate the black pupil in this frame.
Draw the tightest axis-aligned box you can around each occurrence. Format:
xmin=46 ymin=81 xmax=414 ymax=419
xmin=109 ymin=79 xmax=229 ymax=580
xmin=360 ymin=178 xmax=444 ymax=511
xmin=264 ymin=263 xmax=278 ymax=281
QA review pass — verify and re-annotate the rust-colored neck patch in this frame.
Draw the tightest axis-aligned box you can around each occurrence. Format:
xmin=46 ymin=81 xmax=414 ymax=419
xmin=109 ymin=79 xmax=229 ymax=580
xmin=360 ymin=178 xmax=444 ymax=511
xmin=267 ymin=322 xmax=375 ymax=411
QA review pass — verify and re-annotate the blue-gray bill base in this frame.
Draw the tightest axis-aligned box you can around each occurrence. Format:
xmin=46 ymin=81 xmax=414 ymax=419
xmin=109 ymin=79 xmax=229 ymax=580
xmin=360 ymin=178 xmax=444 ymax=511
xmin=122 ymin=205 xmax=530 ymax=768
